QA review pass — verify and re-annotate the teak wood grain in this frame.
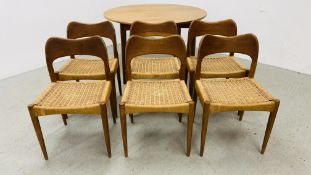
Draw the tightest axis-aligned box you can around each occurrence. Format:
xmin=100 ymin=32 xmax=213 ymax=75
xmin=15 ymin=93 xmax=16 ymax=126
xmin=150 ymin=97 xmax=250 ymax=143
xmin=195 ymin=33 xmax=259 ymax=79
xmin=45 ymin=37 xmax=112 ymax=82
xmin=104 ymin=4 xmax=206 ymax=25
xmin=67 ymin=21 xmax=119 ymax=59
xmin=187 ymin=19 xmax=237 ymax=57
xmin=130 ymin=21 xmax=178 ymax=36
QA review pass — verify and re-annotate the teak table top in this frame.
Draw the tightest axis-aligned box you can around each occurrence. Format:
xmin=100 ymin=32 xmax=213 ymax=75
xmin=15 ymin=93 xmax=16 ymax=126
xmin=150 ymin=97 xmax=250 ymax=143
xmin=104 ymin=4 xmax=207 ymax=25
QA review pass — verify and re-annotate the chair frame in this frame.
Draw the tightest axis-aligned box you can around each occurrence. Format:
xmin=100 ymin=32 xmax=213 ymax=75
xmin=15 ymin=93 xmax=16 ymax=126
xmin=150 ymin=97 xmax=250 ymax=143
xmin=29 ymin=36 xmax=117 ymax=159
xmin=120 ymin=35 xmax=195 ymax=157
xmin=123 ymin=21 xmax=180 ymax=82
xmin=193 ymin=34 xmax=280 ymax=156
xmin=66 ymin=21 xmax=122 ymax=95
xmin=129 ymin=21 xmax=184 ymax=122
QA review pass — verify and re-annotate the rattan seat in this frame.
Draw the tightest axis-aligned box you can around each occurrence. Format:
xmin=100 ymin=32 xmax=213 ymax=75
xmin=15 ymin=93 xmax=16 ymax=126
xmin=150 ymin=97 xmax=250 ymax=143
xmin=131 ymin=57 xmax=180 ymax=79
xmin=121 ymin=79 xmax=192 ymax=113
xmin=30 ymin=81 xmax=111 ymax=116
xmin=196 ymin=78 xmax=275 ymax=112
xmin=58 ymin=58 xmax=118 ymax=80
xmin=187 ymin=56 xmax=246 ymax=78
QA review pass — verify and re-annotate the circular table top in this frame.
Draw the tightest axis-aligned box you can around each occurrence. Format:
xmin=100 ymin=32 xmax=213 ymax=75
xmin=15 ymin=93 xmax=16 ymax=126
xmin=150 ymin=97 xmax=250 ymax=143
xmin=104 ymin=4 xmax=207 ymax=25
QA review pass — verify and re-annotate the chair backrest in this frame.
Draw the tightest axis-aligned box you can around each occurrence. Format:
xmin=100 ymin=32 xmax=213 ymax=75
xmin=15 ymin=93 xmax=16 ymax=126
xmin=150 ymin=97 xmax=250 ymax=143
xmin=195 ymin=34 xmax=259 ymax=79
xmin=45 ymin=36 xmax=111 ymax=82
xmin=130 ymin=21 xmax=178 ymax=37
xmin=125 ymin=35 xmax=187 ymax=81
xmin=67 ymin=21 xmax=118 ymax=58
xmin=187 ymin=19 xmax=237 ymax=56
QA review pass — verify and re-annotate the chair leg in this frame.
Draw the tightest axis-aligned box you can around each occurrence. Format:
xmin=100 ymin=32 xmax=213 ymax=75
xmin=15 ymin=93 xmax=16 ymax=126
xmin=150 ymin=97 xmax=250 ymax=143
xmin=200 ymin=102 xmax=210 ymax=157
xmin=28 ymin=106 xmax=48 ymax=160
xmin=238 ymin=111 xmax=244 ymax=121
xmin=100 ymin=104 xmax=111 ymax=157
xmin=120 ymin=103 xmax=128 ymax=157
xmin=189 ymin=72 xmax=195 ymax=96
xmin=185 ymin=68 xmax=188 ymax=84
xmin=186 ymin=102 xmax=195 ymax=156
xmin=116 ymin=65 xmax=123 ymax=95
xmin=120 ymin=24 xmax=127 ymax=84
xmin=61 ymin=114 xmax=67 ymax=126
xmin=129 ymin=114 xmax=134 ymax=123
xmin=261 ymin=100 xmax=280 ymax=154
xmin=178 ymin=113 xmax=182 ymax=123
xmin=192 ymin=88 xmax=198 ymax=117
xmin=110 ymin=79 xmax=118 ymax=124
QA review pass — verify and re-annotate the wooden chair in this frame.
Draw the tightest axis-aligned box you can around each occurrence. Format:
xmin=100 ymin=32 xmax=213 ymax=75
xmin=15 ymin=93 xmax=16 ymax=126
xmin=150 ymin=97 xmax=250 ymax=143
xmin=57 ymin=21 xmax=122 ymax=95
xmin=120 ymin=35 xmax=195 ymax=157
xmin=28 ymin=36 xmax=117 ymax=159
xmin=193 ymin=34 xmax=280 ymax=156
xmin=186 ymin=19 xmax=246 ymax=96
xmin=129 ymin=21 xmax=185 ymax=123
xmin=127 ymin=21 xmax=180 ymax=80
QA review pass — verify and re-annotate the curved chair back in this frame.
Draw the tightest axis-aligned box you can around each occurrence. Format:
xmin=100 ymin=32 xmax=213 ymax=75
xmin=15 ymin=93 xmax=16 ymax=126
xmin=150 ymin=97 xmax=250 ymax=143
xmin=45 ymin=36 xmax=111 ymax=82
xmin=196 ymin=34 xmax=259 ymax=79
xmin=125 ymin=35 xmax=187 ymax=80
xmin=187 ymin=19 xmax=237 ymax=56
xmin=130 ymin=21 xmax=178 ymax=37
xmin=67 ymin=21 xmax=118 ymax=58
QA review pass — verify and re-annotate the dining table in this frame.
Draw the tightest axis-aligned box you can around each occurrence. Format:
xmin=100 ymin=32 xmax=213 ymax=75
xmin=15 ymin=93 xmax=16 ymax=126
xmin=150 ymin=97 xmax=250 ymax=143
xmin=104 ymin=4 xmax=207 ymax=83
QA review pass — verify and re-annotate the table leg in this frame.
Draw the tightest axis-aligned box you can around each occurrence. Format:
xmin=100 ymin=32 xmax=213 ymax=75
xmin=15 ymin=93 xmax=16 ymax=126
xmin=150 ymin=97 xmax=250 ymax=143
xmin=191 ymin=37 xmax=196 ymax=56
xmin=120 ymin=24 xmax=127 ymax=84
xmin=177 ymin=23 xmax=194 ymax=54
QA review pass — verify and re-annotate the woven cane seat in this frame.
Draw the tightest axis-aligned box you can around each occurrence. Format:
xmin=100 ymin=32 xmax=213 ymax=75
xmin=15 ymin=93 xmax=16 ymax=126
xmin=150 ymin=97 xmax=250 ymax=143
xmin=131 ymin=57 xmax=180 ymax=79
xmin=30 ymin=81 xmax=111 ymax=116
xmin=121 ymin=79 xmax=192 ymax=113
xmin=186 ymin=56 xmax=246 ymax=78
xmin=58 ymin=58 xmax=118 ymax=80
xmin=195 ymin=78 xmax=276 ymax=112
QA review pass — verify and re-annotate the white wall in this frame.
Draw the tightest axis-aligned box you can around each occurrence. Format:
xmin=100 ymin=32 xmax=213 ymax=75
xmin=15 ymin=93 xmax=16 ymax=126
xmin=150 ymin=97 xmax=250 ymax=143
xmin=1 ymin=0 xmax=310 ymax=79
